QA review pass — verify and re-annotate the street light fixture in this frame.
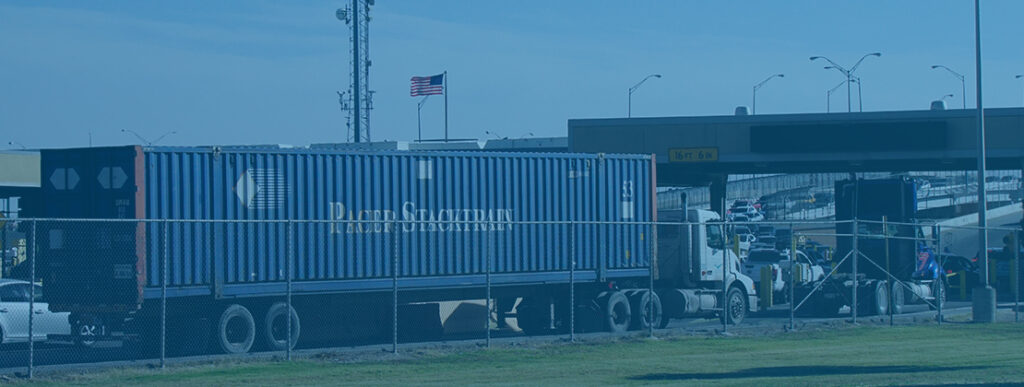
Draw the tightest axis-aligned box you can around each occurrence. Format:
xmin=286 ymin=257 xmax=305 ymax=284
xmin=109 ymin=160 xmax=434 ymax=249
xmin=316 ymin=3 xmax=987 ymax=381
xmin=932 ymin=65 xmax=967 ymax=109
xmin=752 ymin=73 xmax=784 ymax=115
xmin=628 ymin=74 xmax=662 ymax=118
xmin=810 ymin=53 xmax=881 ymax=112
xmin=940 ymin=93 xmax=955 ymax=101
xmin=121 ymin=129 xmax=176 ymax=146
xmin=1015 ymin=75 xmax=1024 ymax=107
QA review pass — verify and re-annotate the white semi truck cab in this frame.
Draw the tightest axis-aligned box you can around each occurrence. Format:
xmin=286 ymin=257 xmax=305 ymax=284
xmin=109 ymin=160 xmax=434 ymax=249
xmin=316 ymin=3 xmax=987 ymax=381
xmin=656 ymin=208 xmax=758 ymax=325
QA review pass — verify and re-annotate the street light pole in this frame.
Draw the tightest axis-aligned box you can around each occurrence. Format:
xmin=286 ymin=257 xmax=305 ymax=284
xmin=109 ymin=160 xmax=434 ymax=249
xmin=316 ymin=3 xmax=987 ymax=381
xmin=973 ymin=0 xmax=996 ymax=323
xmin=826 ymin=79 xmax=847 ymax=113
xmin=932 ymin=65 xmax=967 ymax=109
xmin=812 ymin=53 xmax=881 ymax=113
xmin=752 ymin=73 xmax=784 ymax=115
xmin=628 ymin=74 xmax=662 ymax=118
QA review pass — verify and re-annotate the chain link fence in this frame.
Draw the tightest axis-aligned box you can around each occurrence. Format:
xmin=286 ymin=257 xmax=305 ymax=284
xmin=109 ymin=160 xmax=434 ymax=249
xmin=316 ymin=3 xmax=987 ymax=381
xmin=0 ymin=217 xmax=1020 ymax=378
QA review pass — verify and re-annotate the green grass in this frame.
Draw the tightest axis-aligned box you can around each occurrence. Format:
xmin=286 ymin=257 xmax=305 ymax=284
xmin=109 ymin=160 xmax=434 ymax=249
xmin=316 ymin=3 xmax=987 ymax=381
xmin=23 ymin=323 xmax=1024 ymax=386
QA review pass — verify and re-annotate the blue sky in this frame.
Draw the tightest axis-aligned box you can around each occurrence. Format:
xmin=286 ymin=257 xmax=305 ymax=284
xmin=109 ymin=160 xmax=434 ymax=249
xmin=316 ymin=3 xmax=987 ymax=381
xmin=2 ymin=1 xmax=1024 ymax=148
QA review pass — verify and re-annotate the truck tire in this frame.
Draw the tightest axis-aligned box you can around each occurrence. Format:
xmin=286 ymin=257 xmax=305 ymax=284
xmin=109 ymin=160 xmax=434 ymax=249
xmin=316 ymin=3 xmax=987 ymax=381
xmin=600 ymin=291 xmax=631 ymax=333
xmin=872 ymin=281 xmax=889 ymax=316
xmin=262 ymin=302 xmax=300 ymax=351
xmin=216 ymin=304 xmax=256 ymax=354
xmin=628 ymin=290 xmax=663 ymax=331
xmin=891 ymin=281 xmax=905 ymax=315
xmin=516 ymin=298 xmax=549 ymax=335
xmin=720 ymin=286 xmax=747 ymax=325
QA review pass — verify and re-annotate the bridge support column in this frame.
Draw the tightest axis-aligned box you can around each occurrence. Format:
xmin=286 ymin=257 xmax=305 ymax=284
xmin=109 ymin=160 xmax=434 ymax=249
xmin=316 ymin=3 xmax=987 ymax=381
xmin=710 ymin=174 xmax=728 ymax=218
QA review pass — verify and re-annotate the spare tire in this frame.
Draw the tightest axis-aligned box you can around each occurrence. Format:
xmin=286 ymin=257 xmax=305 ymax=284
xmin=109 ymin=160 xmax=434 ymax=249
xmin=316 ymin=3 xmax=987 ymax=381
xmin=216 ymin=304 xmax=255 ymax=354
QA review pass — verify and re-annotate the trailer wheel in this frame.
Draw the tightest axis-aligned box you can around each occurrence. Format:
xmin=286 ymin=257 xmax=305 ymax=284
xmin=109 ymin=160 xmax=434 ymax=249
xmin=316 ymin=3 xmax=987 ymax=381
xmin=216 ymin=304 xmax=255 ymax=354
xmin=262 ymin=302 xmax=300 ymax=351
xmin=515 ymin=298 xmax=549 ymax=335
xmin=628 ymin=290 xmax=663 ymax=331
xmin=720 ymin=286 xmax=747 ymax=325
xmin=600 ymin=291 xmax=631 ymax=333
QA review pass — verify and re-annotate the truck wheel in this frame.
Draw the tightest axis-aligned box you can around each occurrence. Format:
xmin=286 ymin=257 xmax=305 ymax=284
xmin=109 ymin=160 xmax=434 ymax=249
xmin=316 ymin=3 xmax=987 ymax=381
xmin=73 ymin=315 xmax=103 ymax=349
xmin=216 ymin=304 xmax=255 ymax=354
xmin=891 ymin=281 xmax=905 ymax=315
xmin=628 ymin=290 xmax=663 ymax=331
xmin=720 ymin=287 xmax=747 ymax=325
xmin=516 ymin=298 xmax=549 ymax=335
xmin=262 ymin=303 xmax=300 ymax=351
xmin=872 ymin=281 xmax=889 ymax=316
xmin=600 ymin=291 xmax=631 ymax=333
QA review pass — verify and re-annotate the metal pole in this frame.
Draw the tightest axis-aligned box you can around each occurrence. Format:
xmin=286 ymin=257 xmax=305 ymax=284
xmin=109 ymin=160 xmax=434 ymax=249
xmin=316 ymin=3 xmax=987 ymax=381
xmin=790 ymin=226 xmax=796 ymax=331
xmin=392 ymin=220 xmax=399 ymax=354
xmin=961 ymin=78 xmax=967 ymax=109
xmin=857 ymin=79 xmax=863 ymax=112
xmin=937 ymin=225 xmax=943 ymax=325
xmin=885 ymin=216 xmax=894 ymax=326
xmin=974 ymin=0 xmax=995 ymax=323
xmin=846 ymin=74 xmax=852 ymax=113
xmin=286 ymin=222 xmax=293 ymax=361
xmin=752 ymin=87 xmax=757 ymax=115
xmin=721 ymin=222 xmax=728 ymax=333
xmin=649 ymin=220 xmax=656 ymax=338
xmin=28 ymin=220 xmax=35 ymax=379
xmin=417 ymin=102 xmax=422 ymax=142
xmin=1015 ymin=231 xmax=1020 ymax=323
xmin=569 ymin=222 xmax=575 ymax=343
xmin=351 ymin=0 xmax=361 ymax=143
xmin=852 ymin=218 xmax=859 ymax=323
xmin=485 ymin=224 xmax=491 ymax=348
xmin=443 ymin=71 xmax=448 ymax=142
xmin=161 ymin=221 xmax=168 ymax=369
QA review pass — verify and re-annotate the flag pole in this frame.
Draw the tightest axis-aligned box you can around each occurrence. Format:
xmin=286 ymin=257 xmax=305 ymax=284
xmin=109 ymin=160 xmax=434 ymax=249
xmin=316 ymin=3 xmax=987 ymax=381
xmin=444 ymin=70 xmax=448 ymax=142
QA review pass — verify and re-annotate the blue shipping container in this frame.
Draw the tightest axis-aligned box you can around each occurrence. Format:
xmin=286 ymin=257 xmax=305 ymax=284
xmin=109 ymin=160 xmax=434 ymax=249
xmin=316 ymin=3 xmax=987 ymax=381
xmin=35 ymin=146 xmax=654 ymax=310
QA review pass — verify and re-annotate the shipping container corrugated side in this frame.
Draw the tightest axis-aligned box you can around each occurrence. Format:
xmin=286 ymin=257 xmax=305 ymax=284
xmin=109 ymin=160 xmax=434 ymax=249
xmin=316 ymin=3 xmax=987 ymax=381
xmin=35 ymin=146 xmax=654 ymax=309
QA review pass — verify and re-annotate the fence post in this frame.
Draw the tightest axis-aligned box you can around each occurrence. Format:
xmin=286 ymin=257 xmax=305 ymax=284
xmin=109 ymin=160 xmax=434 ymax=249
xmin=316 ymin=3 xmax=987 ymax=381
xmin=569 ymin=221 xmax=575 ymax=343
xmin=28 ymin=220 xmax=35 ymax=379
xmin=649 ymin=220 xmax=656 ymax=338
xmin=485 ymin=223 xmax=491 ymax=349
xmin=1014 ymin=231 xmax=1020 ymax=323
xmin=789 ymin=228 xmax=796 ymax=331
xmin=852 ymin=218 xmax=859 ymax=324
xmin=720 ymin=222 xmax=728 ymax=333
xmin=286 ymin=221 xmax=293 ymax=361
xmin=161 ymin=221 xmax=168 ymax=369
xmin=884 ymin=216 xmax=894 ymax=327
xmin=392 ymin=220 xmax=399 ymax=355
xmin=936 ymin=224 xmax=943 ymax=325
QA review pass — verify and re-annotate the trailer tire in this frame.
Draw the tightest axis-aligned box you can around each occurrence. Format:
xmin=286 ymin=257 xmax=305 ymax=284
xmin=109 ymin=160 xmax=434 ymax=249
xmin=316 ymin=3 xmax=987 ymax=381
xmin=872 ymin=281 xmax=889 ymax=316
xmin=516 ymin=298 xmax=549 ymax=335
xmin=720 ymin=286 xmax=747 ymax=325
xmin=216 ymin=304 xmax=255 ymax=354
xmin=600 ymin=291 xmax=631 ymax=333
xmin=628 ymin=290 xmax=663 ymax=331
xmin=262 ymin=303 xmax=300 ymax=351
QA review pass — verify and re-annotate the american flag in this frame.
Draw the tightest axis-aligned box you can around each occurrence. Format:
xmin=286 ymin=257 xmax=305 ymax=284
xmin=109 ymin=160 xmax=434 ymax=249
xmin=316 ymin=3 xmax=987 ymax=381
xmin=410 ymin=74 xmax=444 ymax=96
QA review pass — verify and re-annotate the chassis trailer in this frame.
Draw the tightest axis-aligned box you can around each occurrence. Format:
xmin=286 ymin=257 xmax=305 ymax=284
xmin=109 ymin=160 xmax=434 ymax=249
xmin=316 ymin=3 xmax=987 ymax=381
xmin=795 ymin=177 xmax=944 ymax=317
xmin=25 ymin=146 xmax=755 ymax=354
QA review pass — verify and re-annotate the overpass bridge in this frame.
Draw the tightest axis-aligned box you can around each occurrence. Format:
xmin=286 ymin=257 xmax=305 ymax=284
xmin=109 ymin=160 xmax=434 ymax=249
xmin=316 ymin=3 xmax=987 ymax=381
xmin=569 ymin=107 xmax=1024 ymax=215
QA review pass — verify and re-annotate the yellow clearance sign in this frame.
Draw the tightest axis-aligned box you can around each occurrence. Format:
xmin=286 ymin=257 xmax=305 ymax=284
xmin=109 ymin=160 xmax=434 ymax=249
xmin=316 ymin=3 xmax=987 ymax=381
xmin=668 ymin=147 xmax=719 ymax=162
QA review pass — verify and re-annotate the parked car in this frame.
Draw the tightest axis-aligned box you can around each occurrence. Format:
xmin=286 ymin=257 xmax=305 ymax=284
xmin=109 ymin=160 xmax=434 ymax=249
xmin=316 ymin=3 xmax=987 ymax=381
xmin=0 ymin=279 xmax=70 ymax=345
